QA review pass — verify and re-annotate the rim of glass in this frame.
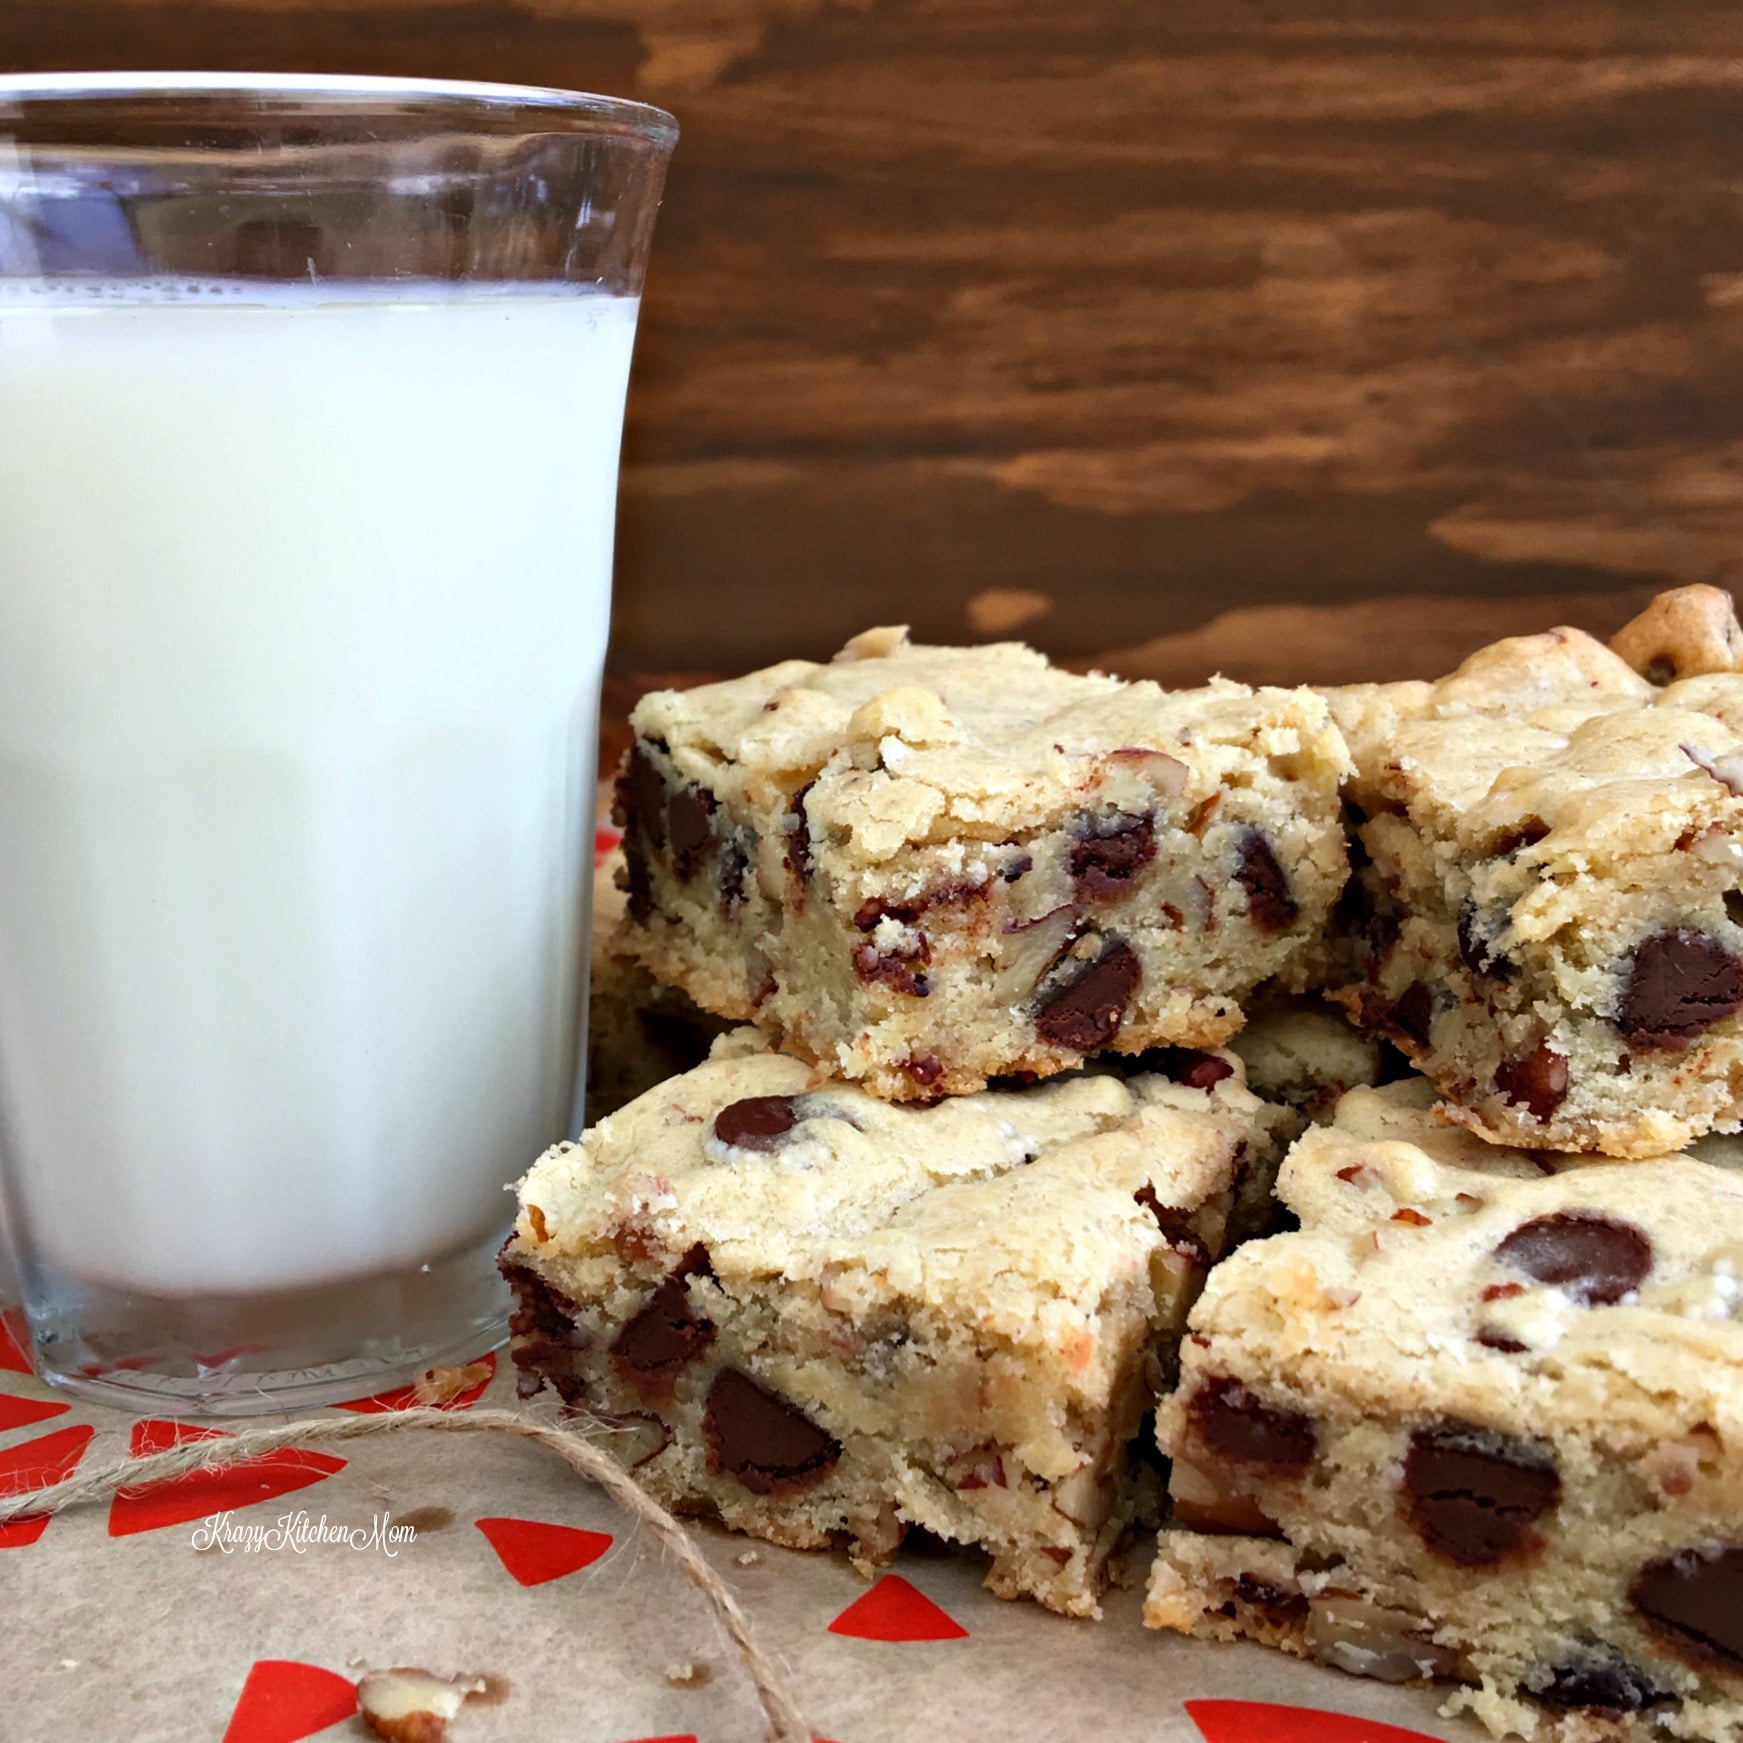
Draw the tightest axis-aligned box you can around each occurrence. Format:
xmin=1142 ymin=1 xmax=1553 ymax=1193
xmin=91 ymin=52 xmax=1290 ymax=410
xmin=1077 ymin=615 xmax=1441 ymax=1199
xmin=0 ymin=71 xmax=678 ymax=147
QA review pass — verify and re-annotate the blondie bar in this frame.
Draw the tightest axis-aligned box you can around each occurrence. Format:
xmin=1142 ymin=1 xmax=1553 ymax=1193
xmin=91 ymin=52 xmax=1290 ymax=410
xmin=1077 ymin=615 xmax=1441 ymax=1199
xmin=1146 ymin=1080 xmax=1743 ymax=1743
xmin=1333 ymin=608 xmax=1743 ymax=1155
xmin=501 ymin=1033 xmax=1288 ymax=1616
xmin=611 ymin=627 xmax=1350 ymax=1099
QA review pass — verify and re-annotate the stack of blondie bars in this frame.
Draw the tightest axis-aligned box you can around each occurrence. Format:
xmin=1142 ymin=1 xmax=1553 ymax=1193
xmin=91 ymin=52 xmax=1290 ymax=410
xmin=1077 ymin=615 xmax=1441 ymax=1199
xmin=503 ymin=585 xmax=1743 ymax=1742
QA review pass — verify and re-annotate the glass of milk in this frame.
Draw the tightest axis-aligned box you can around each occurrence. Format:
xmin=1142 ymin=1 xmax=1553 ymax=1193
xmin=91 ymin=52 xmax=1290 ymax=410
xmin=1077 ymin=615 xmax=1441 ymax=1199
xmin=0 ymin=75 xmax=676 ymax=1412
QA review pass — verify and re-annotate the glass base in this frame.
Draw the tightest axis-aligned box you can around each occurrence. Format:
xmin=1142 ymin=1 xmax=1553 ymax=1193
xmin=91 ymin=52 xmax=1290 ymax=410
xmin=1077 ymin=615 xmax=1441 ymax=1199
xmin=23 ymin=1223 xmax=510 ymax=1417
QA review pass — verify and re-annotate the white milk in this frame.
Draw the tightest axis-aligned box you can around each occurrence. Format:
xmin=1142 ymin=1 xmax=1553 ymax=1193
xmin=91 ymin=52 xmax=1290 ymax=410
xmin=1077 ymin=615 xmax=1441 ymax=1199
xmin=0 ymin=284 xmax=637 ymax=1295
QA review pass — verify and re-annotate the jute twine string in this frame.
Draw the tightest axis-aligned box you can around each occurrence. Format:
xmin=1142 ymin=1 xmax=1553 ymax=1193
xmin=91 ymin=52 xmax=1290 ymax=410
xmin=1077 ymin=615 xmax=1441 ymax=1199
xmin=0 ymin=1405 xmax=815 ymax=1742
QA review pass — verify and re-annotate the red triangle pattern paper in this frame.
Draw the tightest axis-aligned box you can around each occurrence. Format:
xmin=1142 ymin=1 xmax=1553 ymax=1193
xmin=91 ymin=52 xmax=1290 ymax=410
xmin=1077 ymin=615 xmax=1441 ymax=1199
xmin=595 ymin=825 xmax=622 ymax=867
xmin=219 ymin=1659 xmax=358 ymax=1743
xmin=331 ymin=1350 xmax=496 ymax=1415
xmin=827 ymin=1572 xmax=969 ymax=1642
xmin=1186 ymin=1700 xmax=1444 ymax=1743
xmin=0 ymin=1421 xmax=94 ymax=1547
xmin=0 ymin=1391 xmax=70 ymax=1433
xmin=0 ymin=1310 xmax=31 ymax=1374
xmin=108 ymin=1419 xmax=347 ymax=1537
xmin=476 ymin=1514 xmax=614 ymax=1586
xmin=619 ymin=1736 xmax=695 ymax=1743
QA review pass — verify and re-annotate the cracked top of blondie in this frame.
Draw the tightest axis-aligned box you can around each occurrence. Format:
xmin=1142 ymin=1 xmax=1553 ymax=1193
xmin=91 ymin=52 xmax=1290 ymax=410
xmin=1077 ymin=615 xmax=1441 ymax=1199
xmin=512 ymin=1031 xmax=1283 ymax=1353
xmin=629 ymin=626 xmax=1349 ymax=862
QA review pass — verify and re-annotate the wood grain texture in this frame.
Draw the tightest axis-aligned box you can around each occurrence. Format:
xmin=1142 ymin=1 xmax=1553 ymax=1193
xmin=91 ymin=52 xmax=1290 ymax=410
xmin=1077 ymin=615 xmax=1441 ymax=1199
xmin=6 ymin=1 xmax=1743 ymax=679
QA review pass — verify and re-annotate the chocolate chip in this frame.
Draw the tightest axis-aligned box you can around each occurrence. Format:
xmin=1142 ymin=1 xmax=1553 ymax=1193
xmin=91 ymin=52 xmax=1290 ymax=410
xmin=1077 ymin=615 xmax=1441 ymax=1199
xmin=853 ymin=880 xmax=987 ymax=931
xmin=1150 ymin=1047 xmax=1235 ymax=1091
xmin=610 ymin=1244 xmax=717 ymax=1401
xmin=621 ymin=842 xmax=654 ymax=924
xmin=1070 ymin=812 xmax=1157 ymax=900
xmin=1458 ymin=901 xmax=1515 ymax=980
xmin=1618 ymin=928 xmax=1743 ymax=1050
xmin=713 ymin=1095 xmax=802 ymax=1152
xmin=702 ymin=1368 xmax=842 ymax=1496
xmin=1401 ymin=1421 xmax=1560 ymax=1567
xmin=851 ymin=936 xmax=931 ymax=997
xmin=717 ymin=833 xmax=751 ymax=912
xmin=1475 ymin=1327 xmax=1527 ymax=1353
xmin=1235 ymin=832 xmax=1297 ymax=932
xmin=614 ymin=743 xmax=667 ymax=849
xmin=1003 ymin=853 xmax=1033 ymax=883
xmin=1033 ymin=938 xmax=1141 ymax=1052
xmin=666 ymin=785 xmax=716 ymax=881
xmin=1232 ymin=1574 xmax=1309 ymax=1623
xmin=1134 ymin=1184 xmax=1211 ymax=1265
xmin=1188 ymin=1375 xmax=1316 ymax=1473
xmin=1494 ymin=1043 xmax=1569 ymax=1122
xmin=784 ymin=780 xmax=816 ymax=883
xmin=500 ymin=1263 xmax=591 ymax=1406
xmin=1389 ymin=981 xmax=1436 ymax=1049
xmin=1495 ymin=1212 xmax=1652 ymax=1305
xmin=1630 ymin=1544 xmax=1743 ymax=1671
xmin=1527 ymin=1651 xmax=1672 ymax=1714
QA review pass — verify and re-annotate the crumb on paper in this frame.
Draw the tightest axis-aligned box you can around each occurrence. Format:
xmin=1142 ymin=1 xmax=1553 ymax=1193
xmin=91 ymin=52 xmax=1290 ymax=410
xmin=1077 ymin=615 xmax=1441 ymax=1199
xmin=663 ymin=1659 xmax=712 ymax=1688
xmin=357 ymin=1667 xmax=486 ymax=1741
xmin=411 ymin=1360 xmax=493 ymax=1407
xmin=734 ymin=1548 xmax=762 ymax=1567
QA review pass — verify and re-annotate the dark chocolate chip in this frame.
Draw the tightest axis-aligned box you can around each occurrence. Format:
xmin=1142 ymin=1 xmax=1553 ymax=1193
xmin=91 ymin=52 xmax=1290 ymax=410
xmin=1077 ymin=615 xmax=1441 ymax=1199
xmin=1630 ymin=1544 xmax=1743 ymax=1671
xmin=609 ymin=1244 xmax=717 ymax=1400
xmin=1475 ymin=1327 xmax=1528 ymax=1353
xmin=1235 ymin=833 xmax=1297 ymax=933
xmin=1150 ymin=1047 xmax=1235 ymax=1091
xmin=621 ymin=842 xmax=654 ymax=924
xmin=852 ymin=880 xmax=988 ymax=931
xmin=1033 ymin=938 xmax=1142 ymax=1052
xmin=1070 ymin=812 xmax=1157 ymax=900
xmin=851 ymin=936 xmax=931 ymax=997
xmin=1617 ymin=928 xmax=1743 ymax=1051
xmin=500 ymin=1262 xmax=591 ymax=1406
xmin=1134 ymin=1184 xmax=1212 ymax=1266
xmin=1389 ymin=981 xmax=1436 ymax=1049
xmin=702 ymin=1367 xmax=842 ymax=1496
xmin=784 ymin=780 xmax=816 ymax=883
xmin=1495 ymin=1212 xmax=1653 ymax=1306
xmin=717 ymin=833 xmax=751 ymax=912
xmin=613 ymin=743 xmax=668 ymax=850
xmin=1527 ymin=1650 xmax=1672 ymax=1714
xmin=1231 ymin=1573 xmax=1309 ymax=1623
xmin=1003 ymin=853 xmax=1033 ymax=883
xmin=666 ymin=785 xmax=717 ymax=881
xmin=1401 ymin=1421 xmax=1560 ymax=1567
xmin=713 ymin=1095 xmax=802 ymax=1151
xmin=1188 ymin=1375 xmax=1317 ymax=1473
xmin=1494 ymin=1043 xmax=1570 ymax=1122
xmin=1458 ymin=901 xmax=1516 ymax=981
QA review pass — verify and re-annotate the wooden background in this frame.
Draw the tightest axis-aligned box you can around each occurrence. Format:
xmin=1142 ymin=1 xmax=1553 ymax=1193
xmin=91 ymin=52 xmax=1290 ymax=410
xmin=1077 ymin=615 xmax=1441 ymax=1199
xmin=7 ymin=2 xmax=1743 ymax=685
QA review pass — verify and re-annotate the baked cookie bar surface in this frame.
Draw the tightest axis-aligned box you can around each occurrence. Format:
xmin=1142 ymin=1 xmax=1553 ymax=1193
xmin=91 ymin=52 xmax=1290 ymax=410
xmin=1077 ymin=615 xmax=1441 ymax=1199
xmin=1146 ymin=1080 xmax=1743 ymax=1742
xmin=612 ymin=627 xmax=1350 ymax=1098
xmin=501 ymin=1034 xmax=1287 ymax=1616
xmin=1334 ymin=609 xmax=1743 ymax=1155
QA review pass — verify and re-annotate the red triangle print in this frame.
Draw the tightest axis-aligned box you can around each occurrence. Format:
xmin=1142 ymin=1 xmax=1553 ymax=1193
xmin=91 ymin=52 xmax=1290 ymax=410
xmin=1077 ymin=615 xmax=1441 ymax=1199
xmin=595 ymin=825 xmax=622 ymax=867
xmin=0 ymin=1421 xmax=94 ymax=1547
xmin=220 ymin=1659 xmax=358 ymax=1743
xmin=0 ymin=1310 xmax=31 ymax=1374
xmin=1186 ymin=1700 xmax=1443 ymax=1743
xmin=108 ymin=1419 xmax=346 ymax=1537
xmin=827 ymin=1572 xmax=968 ymax=1642
xmin=476 ymin=1515 xmax=613 ymax=1586
xmin=0 ymin=1391 xmax=70 ymax=1433
xmin=332 ymin=1351 xmax=496 ymax=1414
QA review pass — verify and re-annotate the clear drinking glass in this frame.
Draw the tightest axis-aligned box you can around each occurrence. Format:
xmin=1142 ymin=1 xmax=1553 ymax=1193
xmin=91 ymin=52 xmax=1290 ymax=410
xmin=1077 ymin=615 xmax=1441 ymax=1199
xmin=0 ymin=74 xmax=676 ymax=1412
